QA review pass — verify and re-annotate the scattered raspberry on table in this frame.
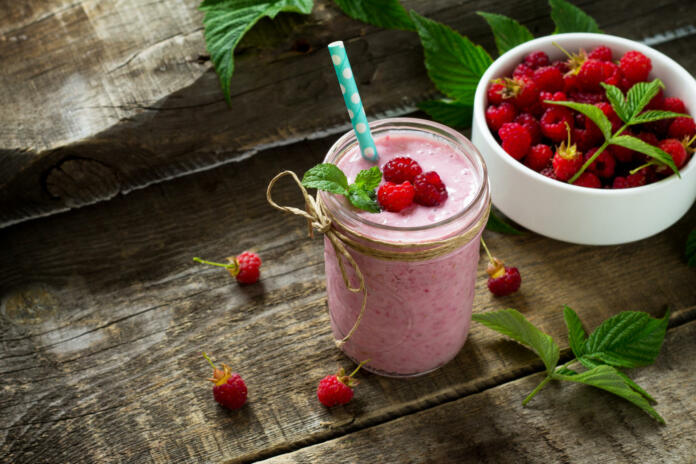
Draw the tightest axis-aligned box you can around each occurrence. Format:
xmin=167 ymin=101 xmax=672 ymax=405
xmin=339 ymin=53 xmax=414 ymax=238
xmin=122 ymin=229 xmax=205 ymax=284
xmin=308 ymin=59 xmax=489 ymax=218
xmin=203 ymin=352 xmax=247 ymax=410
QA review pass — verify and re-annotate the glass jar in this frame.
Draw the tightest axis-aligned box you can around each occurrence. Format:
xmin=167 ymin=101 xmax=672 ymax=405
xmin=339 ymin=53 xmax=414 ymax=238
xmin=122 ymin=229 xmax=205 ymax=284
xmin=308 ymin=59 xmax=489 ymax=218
xmin=319 ymin=118 xmax=490 ymax=377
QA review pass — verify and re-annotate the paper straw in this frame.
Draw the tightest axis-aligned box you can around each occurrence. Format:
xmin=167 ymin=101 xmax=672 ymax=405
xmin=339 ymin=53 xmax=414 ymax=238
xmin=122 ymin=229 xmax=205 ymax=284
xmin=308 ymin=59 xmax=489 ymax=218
xmin=328 ymin=41 xmax=379 ymax=163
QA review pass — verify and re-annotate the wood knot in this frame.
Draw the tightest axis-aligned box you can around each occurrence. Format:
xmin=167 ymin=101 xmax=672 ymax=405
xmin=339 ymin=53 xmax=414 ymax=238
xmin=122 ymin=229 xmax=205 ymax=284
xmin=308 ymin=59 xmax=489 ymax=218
xmin=2 ymin=286 xmax=58 ymax=325
xmin=44 ymin=158 xmax=121 ymax=207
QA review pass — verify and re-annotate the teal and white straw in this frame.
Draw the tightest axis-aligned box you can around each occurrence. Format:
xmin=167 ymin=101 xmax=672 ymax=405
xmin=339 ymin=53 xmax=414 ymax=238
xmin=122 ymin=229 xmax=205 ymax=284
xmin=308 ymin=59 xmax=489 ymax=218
xmin=328 ymin=41 xmax=379 ymax=163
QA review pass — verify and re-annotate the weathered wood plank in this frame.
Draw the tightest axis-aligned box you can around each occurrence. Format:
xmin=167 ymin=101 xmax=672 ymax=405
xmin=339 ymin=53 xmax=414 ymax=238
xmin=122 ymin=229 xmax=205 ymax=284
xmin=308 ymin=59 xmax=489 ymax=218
xmin=1 ymin=129 xmax=694 ymax=462
xmin=260 ymin=319 xmax=696 ymax=464
xmin=2 ymin=0 xmax=695 ymax=227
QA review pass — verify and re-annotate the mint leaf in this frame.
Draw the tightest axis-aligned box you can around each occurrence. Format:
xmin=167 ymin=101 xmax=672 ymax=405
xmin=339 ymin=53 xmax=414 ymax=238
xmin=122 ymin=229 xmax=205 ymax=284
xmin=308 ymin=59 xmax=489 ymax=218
xmin=485 ymin=209 xmax=524 ymax=235
xmin=629 ymin=110 xmax=688 ymax=125
xmin=549 ymin=0 xmax=601 ymax=34
xmin=581 ymin=310 xmax=670 ymax=369
xmin=687 ymin=229 xmax=696 ymax=267
xmin=347 ymin=184 xmax=380 ymax=213
xmin=333 ymin=0 xmax=414 ymax=31
xmin=626 ymin=80 xmax=664 ymax=120
xmin=563 ymin=305 xmax=587 ymax=358
xmin=578 ymin=356 xmax=656 ymax=403
xmin=353 ymin=166 xmax=382 ymax=191
xmin=200 ymin=0 xmax=314 ymax=104
xmin=546 ymin=100 xmax=612 ymax=139
xmin=477 ymin=12 xmax=534 ymax=55
xmin=418 ymin=99 xmax=473 ymax=128
xmin=601 ymin=83 xmax=631 ymax=123
xmin=609 ymin=135 xmax=679 ymax=176
xmin=555 ymin=365 xmax=664 ymax=424
xmin=473 ymin=309 xmax=560 ymax=374
xmin=302 ymin=163 xmax=349 ymax=195
xmin=411 ymin=11 xmax=493 ymax=103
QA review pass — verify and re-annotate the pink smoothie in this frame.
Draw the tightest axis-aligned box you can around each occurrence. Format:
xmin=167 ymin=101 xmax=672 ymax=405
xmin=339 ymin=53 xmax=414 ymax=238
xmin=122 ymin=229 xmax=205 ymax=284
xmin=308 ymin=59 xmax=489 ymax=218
xmin=322 ymin=126 xmax=488 ymax=376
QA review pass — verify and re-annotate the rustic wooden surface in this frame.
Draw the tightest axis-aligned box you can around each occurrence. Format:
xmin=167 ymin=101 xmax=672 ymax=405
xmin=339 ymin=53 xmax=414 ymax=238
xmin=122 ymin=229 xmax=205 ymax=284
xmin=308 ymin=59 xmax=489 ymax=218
xmin=2 ymin=0 xmax=696 ymax=227
xmin=2 ymin=1 xmax=696 ymax=463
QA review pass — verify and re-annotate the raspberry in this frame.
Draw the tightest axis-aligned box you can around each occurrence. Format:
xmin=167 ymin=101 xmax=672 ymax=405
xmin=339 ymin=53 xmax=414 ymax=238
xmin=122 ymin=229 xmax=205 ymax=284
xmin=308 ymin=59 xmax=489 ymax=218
xmin=645 ymin=89 xmax=664 ymax=110
xmin=514 ymin=113 xmax=542 ymax=144
xmin=525 ymin=144 xmax=553 ymax=172
xmin=612 ymin=176 xmax=629 ymax=189
xmin=485 ymin=102 xmax=518 ymax=132
xmin=569 ymin=91 xmax=606 ymax=104
xmin=513 ymin=63 xmax=534 ymax=79
xmin=609 ymin=131 xmax=637 ymax=163
xmin=486 ymin=258 xmax=521 ymax=297
xmin=668 ymin=117 xmax=696 ymax=139
xmin=533 ymin=66 xmax=564 ymax=92
xmin=487 ymin=81 xmax=506 ymax=105
xmin=585 ymin=148 xmax=616 ymax=179
xmin=563 ymin=73 xmax=580 ymax=93
xmin=524 ymin=51 xmax=549 ymax=69
xmin=635 ymin=131 xmax=659 ymax=147
xmin=578 ymin=59 xmax=605 ymax=91
xmin=540 ymin=107 xmax=574 ymax=143
xmin=595 ymin=102 xmax=622 ymax=132
xmin=204 ymin=353 xmax=247 ymax=410
xmin=317 ymin=361 xmax=367 ymax=407
xmin=552 ymin=129 xmax=583 ymax=181
xmin=377 ymin=181 xmax=415 ymax=212
xmin=552 ymin=60 xmax=569 ymax=74
xmin=382 ymin=156 xmax=422 ymax=183
xmin=413 ymin=171 xmax=448 ymax=206
xmin=588 ymin=45 xmax=612 ymax=62
xmin=619 ymin=50 xmax=651 ymax=83
xmin=658 ymin=138 xmax=688 ymax=169
xmin=662 ymin=97 xmax=687 ymax=114
xmin=626 ymin=171 xmax=647 ymax=187
xmin=540 ymin=166 xmax=558 ymax=180
xmin=539 ymin=91 xmax=567 ymax=109
xmin=498 ymin=122 xmax=532 ymax=160
xmin=235 ymin=251 xmax=262 ymax=284
xmin=573 ymin=172 xmax=601 ymax=188
xmin=601 ymin=61 xmax=622 ymax=86
xmin=512 ymin=77 xmax=540 ymax=110
xmin=573 ymin=113 xmax=603 ymax=151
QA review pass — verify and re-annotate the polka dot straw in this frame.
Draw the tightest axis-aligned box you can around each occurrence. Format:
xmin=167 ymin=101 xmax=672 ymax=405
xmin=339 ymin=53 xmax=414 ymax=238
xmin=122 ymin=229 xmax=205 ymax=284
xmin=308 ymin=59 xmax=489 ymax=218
xmin=328 ymin=41 xmax=379 ymax=163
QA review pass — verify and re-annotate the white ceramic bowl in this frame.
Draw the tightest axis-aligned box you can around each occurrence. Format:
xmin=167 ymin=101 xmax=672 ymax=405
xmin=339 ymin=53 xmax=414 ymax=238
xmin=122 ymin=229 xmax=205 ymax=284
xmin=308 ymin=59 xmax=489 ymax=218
xmin=471 ymin=33 xmax=696 ymax=245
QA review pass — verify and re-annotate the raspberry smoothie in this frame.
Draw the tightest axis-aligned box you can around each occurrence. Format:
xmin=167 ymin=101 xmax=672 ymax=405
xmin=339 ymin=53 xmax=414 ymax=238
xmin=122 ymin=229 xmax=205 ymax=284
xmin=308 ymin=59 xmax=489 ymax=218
xmin=321 ymin=118 xmax=490 ymax=376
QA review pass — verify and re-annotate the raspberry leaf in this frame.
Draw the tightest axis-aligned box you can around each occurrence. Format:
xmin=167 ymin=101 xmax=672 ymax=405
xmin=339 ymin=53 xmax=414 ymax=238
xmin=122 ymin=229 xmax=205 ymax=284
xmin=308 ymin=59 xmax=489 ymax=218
xmin=563 ymin=305 xmax=587 ymax=358
xmin=200 ymin=0 xmax=314 ymax=105
xmin=546 ymin=100 xmax=612 ymax=139
xmin=476 ymin=12 xmax=534 ymax=56
xmin=581 ymin=310 xmax=670 ymax=369
xmin=628 ymin=110 xmax=690 ymax=126
xmin=332 ymin=0 xmax=414 ymax=31
xmin=347 ymin=184 xmax=380 ymax=213
xmin=302 ymin=163 xmax=350 ymax=195
xmin=687 ymin=229 xmax=696 ymax=267
xmin=601 ymin=83 xmax=631 ymax=123
xmin=418 ymin=99 xmax=473 ymax=128
xmin=411 ymin=11 xmax=493 ymax=103
xmin=554 ymin=365 xmax=664 ymax=424
xmin=608 ymin=135 xmax=679 ymax=176
xmin=353 ymin=166 xmax=382 ymax=191
xmin=578 ymin=356 xmax=656 ymax=403
xmin=485 ymin=209 xmax=524 ymax=235
xmin=473 ymin=309 xmax=560 ymax=375
xmin=626 ymin=79 xmax=664 ymax=120
xmin=548 ymin=0 xmax=601 ymax=34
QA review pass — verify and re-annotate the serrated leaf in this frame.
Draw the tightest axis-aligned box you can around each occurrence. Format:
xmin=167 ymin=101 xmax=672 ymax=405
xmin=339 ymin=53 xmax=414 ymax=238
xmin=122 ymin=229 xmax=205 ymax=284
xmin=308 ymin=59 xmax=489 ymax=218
xmin=477 ymin=12 xmax=534 ymax=55
xmin=546 ymin=100 xmax=612 ymax=139
xmin=563 ymin=305 xmax=587 ymax=358
xmin=302 ymin=163 xmax=349 ymax=195
xmin=581 ymin=310 xmax=670 ymax=369
xmin=549 ymin=0 xmax=601 ymax=34
xmin=626 ymin=79 xmax=664 ymax=120
xmin=332 ymin=0 xmax=414 ymax=31
xmin=411 ymin=11 xmax=493 ymax=103
xmin=353 ymin=166 xmax=382 ymax=191
xmin=609 ymin=135 xmax=679 ymax=176
xmin=347 ymin=184 xmax=380 ymax=213
xmin=555 ymin=365 xmax=664 ymax=423
xmin=200 ymin=0 xmax=314 ymax=104
xmin=629 ymin=110 xmax=689 ymax=125
xmin=578 ymin=356 xmax=656 ymax=403
xmin=687 ymin=229 xmax=696 ymax=267
xmin=418 ymin=99 xmax=473 ymax=128
xmin=485 ymin=209 xmax=524 ymax=235
xmin=601 ymin=83 xmax=631 ymax=123
xmin=473 ymin=309 xmax=560 ymax=374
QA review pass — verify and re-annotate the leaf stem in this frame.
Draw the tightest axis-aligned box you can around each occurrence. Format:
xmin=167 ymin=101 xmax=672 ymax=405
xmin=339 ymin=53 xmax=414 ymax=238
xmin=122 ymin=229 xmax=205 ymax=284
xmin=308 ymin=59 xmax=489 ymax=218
xmin=202 ymin=352 xmax=217 ymax=369
xmin=193 ymin=257 xmax=236 ymax=269
xmin=522 ymin=375 xmax=553 ymax=406
xmin=568 ymin=124 xmax=627 ymax=184
xmin=555 ymin=358 xmax=577 ymax=372
xmin=480 ymin=238 xmax=494 ymax=263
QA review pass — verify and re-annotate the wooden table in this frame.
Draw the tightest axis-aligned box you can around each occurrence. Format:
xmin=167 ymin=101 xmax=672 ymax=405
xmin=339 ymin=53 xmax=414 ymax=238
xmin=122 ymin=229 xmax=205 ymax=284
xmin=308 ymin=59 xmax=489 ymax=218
xmin=1 ymin=1 xmax=695 ymax=462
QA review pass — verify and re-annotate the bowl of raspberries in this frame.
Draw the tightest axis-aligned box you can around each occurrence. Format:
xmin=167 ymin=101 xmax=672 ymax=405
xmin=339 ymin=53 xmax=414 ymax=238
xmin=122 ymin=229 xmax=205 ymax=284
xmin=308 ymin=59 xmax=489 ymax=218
xmin=471 ymin=33 xmax=696 ymax=245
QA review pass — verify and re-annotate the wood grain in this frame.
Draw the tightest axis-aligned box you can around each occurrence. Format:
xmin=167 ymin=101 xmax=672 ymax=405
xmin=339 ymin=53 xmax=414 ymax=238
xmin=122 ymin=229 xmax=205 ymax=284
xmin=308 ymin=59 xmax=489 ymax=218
xmin=2 ymin=0 xmax=696 ymax=227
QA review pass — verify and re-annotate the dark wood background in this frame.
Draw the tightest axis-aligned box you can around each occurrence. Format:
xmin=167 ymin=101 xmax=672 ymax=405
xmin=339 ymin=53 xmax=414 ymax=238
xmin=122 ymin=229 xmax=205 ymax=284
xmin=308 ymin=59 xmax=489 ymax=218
xmin=1 ymin=1 xmax=695 ymax=462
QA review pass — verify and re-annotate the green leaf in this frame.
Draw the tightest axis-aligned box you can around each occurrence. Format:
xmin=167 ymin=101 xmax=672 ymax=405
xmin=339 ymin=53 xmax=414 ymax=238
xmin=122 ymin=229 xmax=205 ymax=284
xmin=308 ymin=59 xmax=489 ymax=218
xmin=581 ymin=310 xmax=670 ymax=369
xmin=687 ymin=229 xmax=696 ymax=267
xmin=347 ymin=184 xmax=380 ymax=213
xmin=485 ymin=209 xmax=524 ymax=235
xmin=555 ymin=366 xmax=578 ymax=376
xmin=473 ymin=309 xmax=560 ymax=374
xmin=476 ymin=12 xmax=534 ymax=55
xmin=201 ymin=0 xmax=314 ymax=104
xmin=549 ymin=0 xmax=601 ymax=34
xmin=578 ymin=356 xmax=656 ymax=403
xmin=556 ymin=365 xmax=664 ymax=423
xmin=302 ymin=163 xmax=349 ymax=195
xmin=563 ymin=305 xmax=587 ymax=358
xmin=546 ymin=100 xmax=612 ymax=140
xmin=629 ymin=110 xmax=689 ymax=125
xmin=353 ymin=166 xmax=382 ymax=191
xmin=418 ymin=99 xmax=473 ymax=128
xmin=332 ymin=0 xmax=414 ymax=31
xmin=626 ymin=79 xmax=664 ymax=120
xmin=601 ymin=83 xmax=631 ymax=123
xmin=609 ymin=135 xmax=679 ymax=176
xmin=411 ymin=11 xmax=493 ymax=103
